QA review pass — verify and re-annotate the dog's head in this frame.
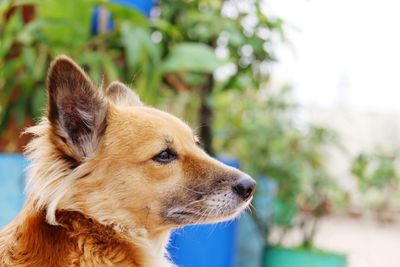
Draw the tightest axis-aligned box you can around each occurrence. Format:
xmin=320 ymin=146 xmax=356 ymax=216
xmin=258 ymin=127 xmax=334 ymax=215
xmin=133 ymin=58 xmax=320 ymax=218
xmin=26 ymin=56 xmax=255 ymax=234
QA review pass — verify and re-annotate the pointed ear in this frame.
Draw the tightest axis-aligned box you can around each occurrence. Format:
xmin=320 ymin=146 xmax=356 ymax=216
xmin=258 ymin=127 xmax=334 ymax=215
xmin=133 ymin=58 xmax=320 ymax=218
xmin=47 ymin=55 xmax=107 ymax=158
xmin=105 ymin=81 xmax=143 ymax=107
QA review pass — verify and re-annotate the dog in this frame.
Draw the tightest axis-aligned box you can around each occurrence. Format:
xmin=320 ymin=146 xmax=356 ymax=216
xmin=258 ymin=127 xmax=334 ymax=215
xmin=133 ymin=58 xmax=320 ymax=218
xmin=0 ymin=56 xmax=256 ymax=266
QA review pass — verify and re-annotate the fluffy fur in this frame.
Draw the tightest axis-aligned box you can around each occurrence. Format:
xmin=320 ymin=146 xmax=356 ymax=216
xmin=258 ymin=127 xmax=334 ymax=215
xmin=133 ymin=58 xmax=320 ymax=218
xmin=0 ymin=56 xmax=255 ymax=266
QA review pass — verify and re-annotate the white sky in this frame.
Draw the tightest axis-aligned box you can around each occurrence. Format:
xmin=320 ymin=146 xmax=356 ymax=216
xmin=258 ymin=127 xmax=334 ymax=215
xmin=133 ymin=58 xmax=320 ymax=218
xmin=266 ymin=0 xmax=400 ymax=113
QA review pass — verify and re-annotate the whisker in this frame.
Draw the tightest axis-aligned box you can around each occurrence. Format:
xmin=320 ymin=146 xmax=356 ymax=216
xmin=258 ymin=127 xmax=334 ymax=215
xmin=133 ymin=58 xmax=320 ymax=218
xmin=177 ymin=185 xmax=207 ymax=195
xmin=249 ymin=202 xmax=256 ymax=211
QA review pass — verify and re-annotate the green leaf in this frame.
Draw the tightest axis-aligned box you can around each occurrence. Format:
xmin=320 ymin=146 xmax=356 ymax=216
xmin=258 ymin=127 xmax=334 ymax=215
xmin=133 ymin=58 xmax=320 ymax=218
xmin=36 ymin=0 xmax=95 ymax=49
xmin=153 ymin=18 xmax=182 ymax=39
xmin=102 ymin=54 xmax=119 ymax=82
xmin=121 ymin=22 xmax=146 ymax=71
xmin=0 ymin=57 xmax=23 ymax=80
xmin=162 ymin=43 xmax=224 ymax=74
xmin=0 ymin=9 xmax=24 ymax=58
xmin=15 ymin=94 xmax=28 ymax=127
xmin=32 ymin=88 xmax=46 ymax=119
xmin=22 ymin=47 xmax=36 ymax=72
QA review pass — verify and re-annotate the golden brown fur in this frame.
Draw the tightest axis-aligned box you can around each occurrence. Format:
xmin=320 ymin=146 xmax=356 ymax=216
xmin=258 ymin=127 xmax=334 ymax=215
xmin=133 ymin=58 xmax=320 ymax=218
xmin=0 ymin=56 xmax=255 ymax=266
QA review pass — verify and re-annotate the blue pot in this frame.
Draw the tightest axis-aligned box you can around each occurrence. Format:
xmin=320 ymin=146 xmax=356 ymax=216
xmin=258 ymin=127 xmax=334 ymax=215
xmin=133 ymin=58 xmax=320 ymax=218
xmin=169 ymin=222 xmax=238 ymax=267
xmin=111 ymin=0 xmax=155 ymax=16
xmin=0 ymin=154 xmax=27 ymax=228
xmin=91 ymin=0 xmax=156 ymax=34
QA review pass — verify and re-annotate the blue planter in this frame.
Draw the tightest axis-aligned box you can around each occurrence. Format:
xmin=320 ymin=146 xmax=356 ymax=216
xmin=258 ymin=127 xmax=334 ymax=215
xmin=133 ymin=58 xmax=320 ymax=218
xmin=111 ymin=0 xmax=155 ymax=16
xmin=169 ymin=222 xmax=238 ymax=267
xmin=91 ymin=0 xmax=155 ymax=34
xmin=0 ymin=154 xmax=27 ymax=228
xmin=168 ymin=158 xmax=240 ymax=267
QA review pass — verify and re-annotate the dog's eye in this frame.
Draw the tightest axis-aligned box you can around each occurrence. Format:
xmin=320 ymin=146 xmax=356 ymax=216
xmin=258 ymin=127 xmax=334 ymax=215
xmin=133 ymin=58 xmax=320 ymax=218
xmin=153 ymin=149 xmax=177 ymax=164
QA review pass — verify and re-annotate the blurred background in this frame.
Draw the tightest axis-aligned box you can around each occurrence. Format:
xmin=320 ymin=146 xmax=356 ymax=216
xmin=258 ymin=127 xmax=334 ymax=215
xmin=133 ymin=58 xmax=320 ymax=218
xmin=0 ymin=0 xmax=399 ymax=267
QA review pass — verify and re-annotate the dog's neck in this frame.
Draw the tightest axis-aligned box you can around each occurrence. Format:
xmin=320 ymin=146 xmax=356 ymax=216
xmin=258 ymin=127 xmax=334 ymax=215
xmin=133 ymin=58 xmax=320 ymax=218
xmin=1 ymin=204 xmax=174 ymax=267
xmin=149 ymin=228 xmax=173 ymax=257
xmin=97 ymin=213 xmax=173 ymax=263
xmin=55 ymin=209 xmax=174 ymax=267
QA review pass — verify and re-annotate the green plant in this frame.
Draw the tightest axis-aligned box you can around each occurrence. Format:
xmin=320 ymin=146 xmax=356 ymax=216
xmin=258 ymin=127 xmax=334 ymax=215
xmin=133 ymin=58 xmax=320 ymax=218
xmin=0 ymin=1 xmax=168 ymax=150
xmin=155 ymin=0 xmax=284 ymax=154
xmin=1 ymin=0 xmax=284 ymax=154
xmin=214 ymin=87 xmax=343 ymax=248
xmin=351 ymin=150 xmax=400 ymax=221
xmin=0 ymin=3 xmax=45 ymax=150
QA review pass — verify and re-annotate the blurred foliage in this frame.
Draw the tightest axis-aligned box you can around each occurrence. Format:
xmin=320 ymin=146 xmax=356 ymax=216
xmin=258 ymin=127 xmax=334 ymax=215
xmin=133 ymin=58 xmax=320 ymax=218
xmin=351 ymin=150 xmax=400 ymax=221
xmin=0 ymin=0 xmax=159 ymax=150
xmin=0 ymin=0 xmax=352 ymax=251
xmin=156 ymin=0 xmax=283 ymax=90
xmin=0 ymin=0 xmax=284 ymax=153
xmin=214 ymin=87 xmax=345 ymax=248
xmin=156 ymin=0 xmax=284 ymax=154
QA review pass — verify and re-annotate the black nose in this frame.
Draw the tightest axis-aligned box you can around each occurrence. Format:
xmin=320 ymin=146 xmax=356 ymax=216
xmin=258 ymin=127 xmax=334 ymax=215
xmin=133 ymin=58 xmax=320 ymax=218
xmin=232 ymin=177 xmax=256 ymax=201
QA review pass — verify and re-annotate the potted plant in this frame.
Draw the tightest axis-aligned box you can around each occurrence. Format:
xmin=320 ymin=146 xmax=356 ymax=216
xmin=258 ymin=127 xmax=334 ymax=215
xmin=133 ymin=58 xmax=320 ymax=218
xmin=351 ymin=150 xmax=400 ymax=222
xmin=214 ymin=87 xmax=347 ymax=267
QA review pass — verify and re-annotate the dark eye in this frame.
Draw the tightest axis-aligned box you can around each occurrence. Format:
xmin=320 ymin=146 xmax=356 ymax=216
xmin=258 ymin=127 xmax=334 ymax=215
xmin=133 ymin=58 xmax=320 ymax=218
xmin=153 ymin=149 xmax=177 ymax=164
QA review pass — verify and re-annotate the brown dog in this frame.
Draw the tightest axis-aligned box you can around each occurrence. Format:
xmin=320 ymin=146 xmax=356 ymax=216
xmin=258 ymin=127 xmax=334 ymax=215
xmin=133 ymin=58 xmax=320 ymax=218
xmin=0 ymin=56 xmax=256 ymax=266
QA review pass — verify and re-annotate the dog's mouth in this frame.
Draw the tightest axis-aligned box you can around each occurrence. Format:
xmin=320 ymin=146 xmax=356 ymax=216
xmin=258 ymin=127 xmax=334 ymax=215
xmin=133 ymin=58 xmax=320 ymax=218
xmin=164 ymin=191 xmax=254 ymax=225
xmin=163 ymin=175 xmax=256 ymax=226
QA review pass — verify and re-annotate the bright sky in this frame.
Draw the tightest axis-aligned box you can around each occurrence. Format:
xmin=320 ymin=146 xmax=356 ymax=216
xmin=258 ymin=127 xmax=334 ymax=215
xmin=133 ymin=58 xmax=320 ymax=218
xmin=266 ymin=0 xmax=400 ymax=113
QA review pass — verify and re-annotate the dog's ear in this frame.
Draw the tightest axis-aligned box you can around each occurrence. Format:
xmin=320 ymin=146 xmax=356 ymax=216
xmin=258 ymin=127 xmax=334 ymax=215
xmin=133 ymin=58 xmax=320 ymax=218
xmin=105 ymin=81 xmax=143 ymax=107
xmin=47 ymin=55 xmax=107 ymax=158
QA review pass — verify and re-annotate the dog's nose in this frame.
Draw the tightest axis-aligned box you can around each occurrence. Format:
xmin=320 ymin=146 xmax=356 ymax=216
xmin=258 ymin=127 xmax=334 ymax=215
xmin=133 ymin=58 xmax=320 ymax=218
xmin=232 ymin=176 xmax=256 ymax=201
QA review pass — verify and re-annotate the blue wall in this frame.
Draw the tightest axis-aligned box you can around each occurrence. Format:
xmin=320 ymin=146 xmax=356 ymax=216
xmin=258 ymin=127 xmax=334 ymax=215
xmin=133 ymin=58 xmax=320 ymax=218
xmin=0 ymin=154 xmax=27 ymax=228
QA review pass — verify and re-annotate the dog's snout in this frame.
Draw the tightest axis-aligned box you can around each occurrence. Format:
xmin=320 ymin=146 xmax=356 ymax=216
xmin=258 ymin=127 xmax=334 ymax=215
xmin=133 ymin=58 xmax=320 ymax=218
xmin=232 ymin=176 xmax=256 ymax=201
